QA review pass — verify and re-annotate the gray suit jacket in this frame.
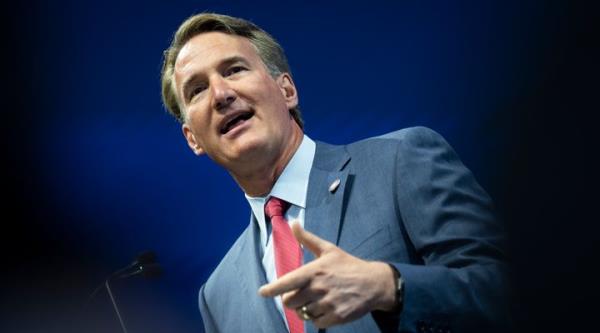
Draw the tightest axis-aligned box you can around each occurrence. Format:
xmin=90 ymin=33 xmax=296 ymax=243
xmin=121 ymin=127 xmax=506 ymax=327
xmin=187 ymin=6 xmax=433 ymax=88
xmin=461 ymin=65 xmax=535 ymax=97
xmin=199 ymin=127 xmax=510 ymax=333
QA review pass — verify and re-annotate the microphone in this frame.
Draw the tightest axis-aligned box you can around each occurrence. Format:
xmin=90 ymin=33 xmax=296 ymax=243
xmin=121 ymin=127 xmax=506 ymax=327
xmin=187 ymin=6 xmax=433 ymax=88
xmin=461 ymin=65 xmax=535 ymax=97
xmin=111 ymin=251 xmax=162 ymax=280
xmin=119 ymin=262 xmax=163 ymax=279
xmin=87 ymin=251 xmax=162 ymax=333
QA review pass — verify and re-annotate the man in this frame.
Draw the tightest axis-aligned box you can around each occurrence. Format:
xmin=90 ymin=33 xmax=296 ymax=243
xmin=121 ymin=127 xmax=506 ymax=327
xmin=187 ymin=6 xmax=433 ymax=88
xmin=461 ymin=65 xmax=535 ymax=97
xmin=160 ymin=13 xmax=510 ymax=333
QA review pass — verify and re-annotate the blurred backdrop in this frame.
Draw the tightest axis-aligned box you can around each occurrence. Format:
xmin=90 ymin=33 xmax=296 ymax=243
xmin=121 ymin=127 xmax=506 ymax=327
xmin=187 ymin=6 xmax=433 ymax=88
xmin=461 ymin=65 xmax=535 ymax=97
xmin=2 ymin=1 xmax=597 ymax=332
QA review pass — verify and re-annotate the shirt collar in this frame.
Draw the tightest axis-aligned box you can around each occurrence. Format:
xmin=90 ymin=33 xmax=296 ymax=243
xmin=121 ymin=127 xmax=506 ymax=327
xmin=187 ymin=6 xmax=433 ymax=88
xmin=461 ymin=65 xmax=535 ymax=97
xmin=245 ymin=134 xmax=316 ymax=245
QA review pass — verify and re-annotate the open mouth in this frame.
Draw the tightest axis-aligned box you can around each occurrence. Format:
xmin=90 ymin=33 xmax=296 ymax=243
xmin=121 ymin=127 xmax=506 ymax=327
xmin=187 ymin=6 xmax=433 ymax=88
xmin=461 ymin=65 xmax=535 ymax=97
xmin=220 ymin=111 xmax=254 ymax=135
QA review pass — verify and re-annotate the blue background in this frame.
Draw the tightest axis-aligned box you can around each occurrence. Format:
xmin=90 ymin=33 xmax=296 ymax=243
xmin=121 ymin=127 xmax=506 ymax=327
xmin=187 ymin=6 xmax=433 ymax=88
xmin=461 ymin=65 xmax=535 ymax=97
xmin=2 ymin=1 xmax=597 ymax=332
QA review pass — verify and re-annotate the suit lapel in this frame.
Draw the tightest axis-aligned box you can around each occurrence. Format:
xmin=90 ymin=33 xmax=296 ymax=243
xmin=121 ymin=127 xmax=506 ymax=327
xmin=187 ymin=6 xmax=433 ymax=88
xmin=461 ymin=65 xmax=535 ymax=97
xmin=234 ymin=216 xmax=288 ymax=332
xmin=303 ymin=142 xmax=352 ymax=263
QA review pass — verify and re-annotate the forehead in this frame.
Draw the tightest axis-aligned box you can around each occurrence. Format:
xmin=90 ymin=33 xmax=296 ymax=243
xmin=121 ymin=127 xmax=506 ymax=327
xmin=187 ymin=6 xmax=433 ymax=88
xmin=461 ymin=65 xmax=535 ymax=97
xmin=174 ymin=32 xmax=260 ymax=76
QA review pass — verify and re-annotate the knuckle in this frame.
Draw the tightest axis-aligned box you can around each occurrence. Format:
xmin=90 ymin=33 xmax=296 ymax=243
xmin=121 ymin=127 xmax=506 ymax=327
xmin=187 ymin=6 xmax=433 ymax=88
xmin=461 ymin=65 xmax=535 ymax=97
xmin=332 ymin=311 xmax=344 ymax=322
xmin=311 ymin=285 xmax=327 ymax=296
xmin=312 ymin=268 xmax=328 ymax=280
xmin=332 ymin=306 xmax=352 ymax=323
xmin=309 ymin=280 xmax=328 ymax=295
xmin=321 ymin=297 xmax=335 ymax=312
xmin=314 ymin=318 xmax=328 ymax=329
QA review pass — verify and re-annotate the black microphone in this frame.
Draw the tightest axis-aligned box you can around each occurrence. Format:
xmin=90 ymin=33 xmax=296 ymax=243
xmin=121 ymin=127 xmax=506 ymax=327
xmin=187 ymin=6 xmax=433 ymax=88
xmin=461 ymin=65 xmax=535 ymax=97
xmin=119 ymin=262 xmax=163 ymax=279
xmin=87 ymin=251 xmax=162 ymax=333
xmin=112 ymin=251 xmax=162 ymax=280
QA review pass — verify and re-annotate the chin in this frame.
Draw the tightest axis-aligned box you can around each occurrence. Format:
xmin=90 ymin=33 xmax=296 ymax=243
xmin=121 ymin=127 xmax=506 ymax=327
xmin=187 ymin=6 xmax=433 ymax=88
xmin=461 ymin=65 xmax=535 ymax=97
xmin=227 ymin=135 xmax=270 ymax=160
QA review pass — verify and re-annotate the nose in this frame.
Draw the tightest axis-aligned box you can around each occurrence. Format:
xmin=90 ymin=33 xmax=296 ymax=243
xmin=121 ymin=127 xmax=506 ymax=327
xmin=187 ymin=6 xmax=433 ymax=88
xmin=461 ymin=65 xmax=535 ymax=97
xmin=210 ymin=77 xmax=237 ymax=110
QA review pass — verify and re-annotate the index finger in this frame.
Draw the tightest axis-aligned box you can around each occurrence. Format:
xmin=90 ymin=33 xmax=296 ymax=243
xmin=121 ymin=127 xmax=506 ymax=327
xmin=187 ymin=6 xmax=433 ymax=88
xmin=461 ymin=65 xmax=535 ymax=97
xmin=258 ymin=264 xmax=313 ymax=297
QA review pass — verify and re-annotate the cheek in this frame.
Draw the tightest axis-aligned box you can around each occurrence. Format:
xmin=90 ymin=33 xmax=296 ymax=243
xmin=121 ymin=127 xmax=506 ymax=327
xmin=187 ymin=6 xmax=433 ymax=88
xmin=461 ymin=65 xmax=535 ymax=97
xmin=187 ymin=105 xmax=211 ymax=127
xmin=186 ymin=119 xmax=211 ymax=144
xmin=245 ymin=74 xmax=285 ymax=103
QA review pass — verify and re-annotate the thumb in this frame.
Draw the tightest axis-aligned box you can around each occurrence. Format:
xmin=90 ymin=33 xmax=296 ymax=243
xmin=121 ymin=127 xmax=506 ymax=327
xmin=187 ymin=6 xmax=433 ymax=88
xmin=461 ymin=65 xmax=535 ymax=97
xmin=291 ymin=222 xmax=333 ymax=257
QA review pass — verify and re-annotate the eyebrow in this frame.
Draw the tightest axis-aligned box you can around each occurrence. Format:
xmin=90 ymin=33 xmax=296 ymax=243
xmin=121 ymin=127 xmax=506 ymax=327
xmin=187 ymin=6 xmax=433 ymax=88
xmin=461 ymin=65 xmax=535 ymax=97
xmin=181 ymin=56 xmax=250 ymax=101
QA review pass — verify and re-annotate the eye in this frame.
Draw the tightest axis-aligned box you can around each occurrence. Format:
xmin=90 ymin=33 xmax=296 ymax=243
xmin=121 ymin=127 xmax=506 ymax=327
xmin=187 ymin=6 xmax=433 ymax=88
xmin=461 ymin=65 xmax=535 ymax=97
xmin=225 ymin=65 xmax=246 ymax=77
xmin=189 ymin=84 xmax=207 ymax=101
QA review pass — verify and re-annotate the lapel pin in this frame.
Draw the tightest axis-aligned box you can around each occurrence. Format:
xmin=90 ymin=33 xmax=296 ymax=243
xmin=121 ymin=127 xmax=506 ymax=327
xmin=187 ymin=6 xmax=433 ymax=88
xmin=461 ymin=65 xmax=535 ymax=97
xmin=329 ymin=178 xmax=341 ymax=193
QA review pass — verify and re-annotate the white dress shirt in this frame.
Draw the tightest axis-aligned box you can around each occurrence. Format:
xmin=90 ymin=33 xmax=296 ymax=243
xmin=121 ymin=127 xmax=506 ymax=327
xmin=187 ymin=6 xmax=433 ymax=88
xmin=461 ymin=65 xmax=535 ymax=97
xmin=245 ymin=135 xmax=316 ymax=331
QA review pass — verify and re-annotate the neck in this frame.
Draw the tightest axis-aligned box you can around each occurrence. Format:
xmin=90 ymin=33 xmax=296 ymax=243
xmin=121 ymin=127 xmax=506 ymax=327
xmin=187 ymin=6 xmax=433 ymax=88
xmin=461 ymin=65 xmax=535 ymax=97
xmin=232 ymin=125 xmax=304 ymax=197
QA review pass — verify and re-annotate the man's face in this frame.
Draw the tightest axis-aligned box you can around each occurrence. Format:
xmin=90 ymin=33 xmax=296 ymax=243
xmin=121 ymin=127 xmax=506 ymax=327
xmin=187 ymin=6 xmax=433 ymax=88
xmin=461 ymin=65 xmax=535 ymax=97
xmin=174 ymin=32 xmax=299 ymax=171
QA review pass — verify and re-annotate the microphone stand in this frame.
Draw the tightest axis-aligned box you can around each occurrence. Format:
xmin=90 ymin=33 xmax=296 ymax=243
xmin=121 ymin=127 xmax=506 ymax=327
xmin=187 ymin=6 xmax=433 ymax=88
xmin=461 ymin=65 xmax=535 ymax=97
xmin=85 ymin=251 xmax=161 ymax=333
xmin=106 ymin=278 xmax=129 ymax=333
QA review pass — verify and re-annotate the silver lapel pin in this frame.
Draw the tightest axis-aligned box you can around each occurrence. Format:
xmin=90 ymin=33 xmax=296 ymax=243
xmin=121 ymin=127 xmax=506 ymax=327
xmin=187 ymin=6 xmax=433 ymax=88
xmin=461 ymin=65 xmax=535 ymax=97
xmin=329 ymin=178 xmax=341 ymax=193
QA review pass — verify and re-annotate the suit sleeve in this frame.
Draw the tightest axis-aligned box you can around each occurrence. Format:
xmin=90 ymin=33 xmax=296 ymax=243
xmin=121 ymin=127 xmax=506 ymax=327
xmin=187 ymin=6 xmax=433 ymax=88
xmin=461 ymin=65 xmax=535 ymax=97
xmin=384 ymin=127 xmax=511 ymax=333
xmin=199 ymin=284 xmax=220 ymax=333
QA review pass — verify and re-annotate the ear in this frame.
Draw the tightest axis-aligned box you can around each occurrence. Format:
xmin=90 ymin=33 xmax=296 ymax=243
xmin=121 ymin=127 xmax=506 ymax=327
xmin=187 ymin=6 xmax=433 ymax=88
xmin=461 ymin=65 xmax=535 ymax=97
xmin=182 ymin=123 xmax=205 ymax=156
xmin=276 ymin=73 xmax=298 ymax=110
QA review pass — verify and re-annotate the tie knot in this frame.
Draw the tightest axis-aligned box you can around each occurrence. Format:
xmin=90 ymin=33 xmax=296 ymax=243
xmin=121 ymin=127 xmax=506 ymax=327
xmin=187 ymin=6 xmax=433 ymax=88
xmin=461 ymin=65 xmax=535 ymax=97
xmin=265 ymin=197 xmax=290 ymax=219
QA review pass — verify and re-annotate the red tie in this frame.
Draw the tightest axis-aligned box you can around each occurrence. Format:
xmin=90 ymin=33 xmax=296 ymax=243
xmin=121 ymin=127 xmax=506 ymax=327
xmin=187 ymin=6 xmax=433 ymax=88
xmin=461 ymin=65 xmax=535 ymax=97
xmin=265 ymin=197 xmax=304 ymax=333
